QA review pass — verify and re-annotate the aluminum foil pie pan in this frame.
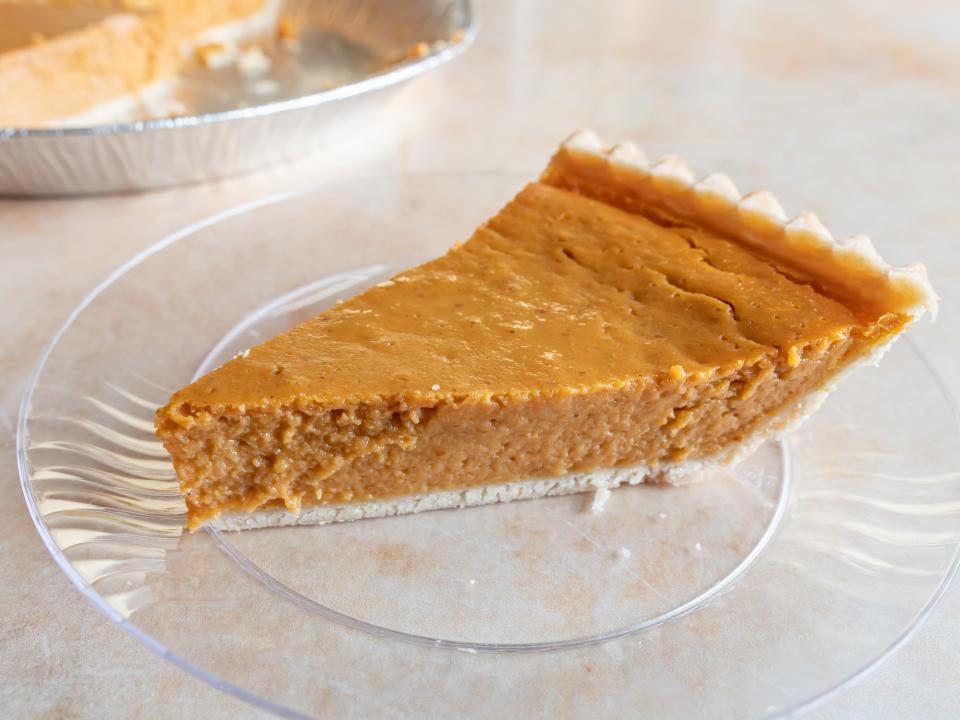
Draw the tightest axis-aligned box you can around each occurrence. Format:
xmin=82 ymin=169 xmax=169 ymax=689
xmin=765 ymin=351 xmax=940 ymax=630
xmin=0 ymin=0 xmax=474 ymax=196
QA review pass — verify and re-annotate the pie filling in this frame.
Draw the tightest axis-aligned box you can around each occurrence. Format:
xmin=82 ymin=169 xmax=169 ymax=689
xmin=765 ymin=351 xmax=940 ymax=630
xmin=157 ymin=170 xmax=912 ymax=529
xmin=0 ymin=0 xmax=277 ymax=127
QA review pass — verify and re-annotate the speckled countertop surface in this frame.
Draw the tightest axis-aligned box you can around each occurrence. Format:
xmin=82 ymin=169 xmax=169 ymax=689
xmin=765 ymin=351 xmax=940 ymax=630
xmin=2 ymin=0 xmax=959 ymax=717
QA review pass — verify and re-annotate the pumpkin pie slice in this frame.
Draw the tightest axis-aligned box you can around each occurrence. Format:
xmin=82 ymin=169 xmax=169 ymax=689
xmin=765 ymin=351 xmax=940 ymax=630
xmin=156 ymin=130 xmax=937 ymax=531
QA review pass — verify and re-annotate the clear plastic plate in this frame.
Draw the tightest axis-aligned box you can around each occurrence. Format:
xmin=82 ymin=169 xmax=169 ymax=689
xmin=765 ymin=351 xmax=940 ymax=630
xmin=18 ymin=173 xmax=960 ymax=718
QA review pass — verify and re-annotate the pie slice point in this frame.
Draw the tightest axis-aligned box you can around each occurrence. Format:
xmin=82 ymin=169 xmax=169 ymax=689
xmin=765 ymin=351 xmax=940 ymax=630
xmin=156 ymin=131 xmax=937 ymax=530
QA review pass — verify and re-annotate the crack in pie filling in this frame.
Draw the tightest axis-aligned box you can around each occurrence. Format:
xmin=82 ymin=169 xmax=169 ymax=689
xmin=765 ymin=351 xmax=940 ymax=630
xmin=155 ymin=130 xmax=937 ymax=531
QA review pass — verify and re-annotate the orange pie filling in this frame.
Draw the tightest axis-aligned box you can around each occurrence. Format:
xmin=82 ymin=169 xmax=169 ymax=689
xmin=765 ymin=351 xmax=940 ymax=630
xmin=0 ymin=0 xmax=274 ymax=127
xmin=157 ymin=166 xmax=913 ymax=529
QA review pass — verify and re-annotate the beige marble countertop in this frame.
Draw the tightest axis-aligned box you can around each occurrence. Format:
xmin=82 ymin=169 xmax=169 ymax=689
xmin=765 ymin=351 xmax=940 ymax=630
xmin=2 ymin=0 xmax=959 ymax=717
